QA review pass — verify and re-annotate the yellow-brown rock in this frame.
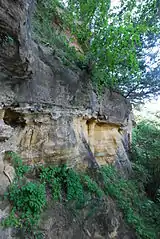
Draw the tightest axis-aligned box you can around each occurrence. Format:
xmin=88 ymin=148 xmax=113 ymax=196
xmin=0 ymin=105 xmax=133 ymax=174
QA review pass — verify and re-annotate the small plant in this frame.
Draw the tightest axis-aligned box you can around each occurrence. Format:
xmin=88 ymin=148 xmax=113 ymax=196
xmin=66 ymin=168 xmax=84 ymax=203
xmin=5 ymin=151 xmax=30 ymax=178
xmin=2 ymin=209 xmax=22 ymax=228
xmin=82 ymin=174 xmax=104 ymax=198
xmin=40 ymin=165 xmax=63 ymax=200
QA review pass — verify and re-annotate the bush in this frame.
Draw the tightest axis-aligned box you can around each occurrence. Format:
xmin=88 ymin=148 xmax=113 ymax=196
xmin=3 ymin=181 xmax=46 ymax=231
xmin=39 ymin=165 xmax=103 ymax=203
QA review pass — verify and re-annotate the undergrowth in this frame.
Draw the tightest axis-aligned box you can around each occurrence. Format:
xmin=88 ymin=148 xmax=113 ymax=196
xmin=1 ymin=152 xmax=160 ymax=239
xmin=100 ymin=166 xmax=160 ymax=239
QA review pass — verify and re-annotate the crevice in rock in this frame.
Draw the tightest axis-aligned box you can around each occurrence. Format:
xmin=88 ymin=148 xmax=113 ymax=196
xmin=3 ymin=109 xmax=26 ymax=128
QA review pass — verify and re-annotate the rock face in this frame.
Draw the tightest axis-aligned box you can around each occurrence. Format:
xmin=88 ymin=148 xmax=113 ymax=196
xmin=0 ymin=0 xmax=133 ymax=172
xmin=0 ymin=1 xmax=136 ymax=238
xmin=0 ymin=89 xmax=133 ymax=172
xmin=0 ymin=116 xmax=16 ymax=239
xmin=0 ymin=118 xmax=15 ymax=196
xmin=38 ymin=200 xmax=136 ymax=239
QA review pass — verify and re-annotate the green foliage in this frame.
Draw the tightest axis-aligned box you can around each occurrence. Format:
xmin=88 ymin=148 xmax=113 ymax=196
xmin=132 ymin=120 xmax=160 ymax=199
xmin=2 ymin=149 xmax=160 ymax=238
xmin=2 ymin=161 xmax=105 ymax=236
xmin=3 ymin=181 xmax=46 ymax=231
xmin=32 ymin=0 xmax=160 ymax=101
xmin=82 ymin=174 xmax=104 ymax=198
xmin=39 ymin=165 xmax=102 ymax=203
xmin=67 ymin=0 xmax=111 ymax=46
xmin=32 ymin=0 xmax=85 ymax=67
xmin=99 ymin=166 xmax=160 ymax=239
xmin=66 ymin=168 xmax=84 ymax=202
xmin=2 ymin=209 xmax=22 ymax=228
xmin=40 ymin=165 xmax=63 ymax=200
xmin=5 ymin=152 xmax=30 ymax=178
xmin=67 ymin=0 xmax=159 ymax=93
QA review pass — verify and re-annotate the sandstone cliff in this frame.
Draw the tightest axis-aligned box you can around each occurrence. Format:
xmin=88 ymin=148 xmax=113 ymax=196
xmin=0 ymin=1 xmax=135 ymax=238
xmin=0 ymin=0 xmax=133 ymax=170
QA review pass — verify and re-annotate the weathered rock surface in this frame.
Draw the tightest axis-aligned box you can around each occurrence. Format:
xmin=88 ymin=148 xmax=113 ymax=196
xmin=38 ymin=199 xmax=136 ymax=239
xmin=0 ymin=96 xmax=133 ymax=171
xmin=0 ymin=119 xmax=13 ymax=141
xmin=0 ymin=228 xmax=12 ymax=239
xmin=0 ymin=0 xmax=33 ymax=79
xmin=0 ymin=200 xmax=12 ymax=239
xmin=0 ymin=119 xmax=15 ymax=196
xmin=0 ymin=0 xmax=134 ymax=170
xmin=0 ymin=1 xmax=135 ymax=238
xmin=0 ymin=174 xmax=10 ymax=196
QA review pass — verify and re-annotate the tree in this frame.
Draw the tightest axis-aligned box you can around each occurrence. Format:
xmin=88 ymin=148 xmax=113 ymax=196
xmin=65 ymin=0 xmax=160 ymax=101
xmin=123 ymin=33 xmax=160 ymax=102
xmin=132 ymin=120 xmax=160 ymax=200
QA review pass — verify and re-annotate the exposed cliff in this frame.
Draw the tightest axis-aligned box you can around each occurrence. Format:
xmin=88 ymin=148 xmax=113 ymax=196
xmin=0 ymin=0 xmax=133 ymax=169
xmin=0 ymin=0 xmax=135 ymax=238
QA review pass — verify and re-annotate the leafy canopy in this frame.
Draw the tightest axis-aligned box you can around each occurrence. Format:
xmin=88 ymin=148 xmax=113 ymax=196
xmin=66 ymin=0 xmax=160 ymax=100
xmin=33 ymin=0 xmax=160 ymax=101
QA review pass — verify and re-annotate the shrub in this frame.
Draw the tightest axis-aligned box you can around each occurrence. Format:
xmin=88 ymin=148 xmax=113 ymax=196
xmin=3 ymin=181 xmax=46 ymax=231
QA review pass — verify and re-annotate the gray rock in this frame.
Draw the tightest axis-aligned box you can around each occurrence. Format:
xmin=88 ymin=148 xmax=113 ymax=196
xmin=115 ymin=146 xmax=132 ymax=178
xmin=0 ymin=153 xmax=4 ymax=174
xmin=4 ymin=165 xmax=15 ymax=183
xmin=0 ymin=174 xmax=10 ymax=196
xmin=0 ymin=228 xmax=12 ymax=239
xmin=0 ymin=123 xmax=13 ymax=141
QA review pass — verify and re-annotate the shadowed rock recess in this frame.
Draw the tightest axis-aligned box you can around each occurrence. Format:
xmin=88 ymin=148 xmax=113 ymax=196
xmin=0 ymin=1 xmax=135 ymax=238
